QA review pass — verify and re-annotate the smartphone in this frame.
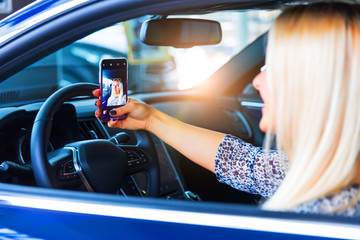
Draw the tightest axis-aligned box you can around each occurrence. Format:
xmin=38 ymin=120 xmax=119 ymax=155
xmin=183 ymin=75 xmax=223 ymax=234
xmin=99 ymin=58 xmax=128 ymax=122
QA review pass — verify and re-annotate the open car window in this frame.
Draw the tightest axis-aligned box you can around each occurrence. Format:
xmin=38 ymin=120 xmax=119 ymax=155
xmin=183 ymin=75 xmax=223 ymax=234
xmin=0 ymin=10 xmax=279 ymax=106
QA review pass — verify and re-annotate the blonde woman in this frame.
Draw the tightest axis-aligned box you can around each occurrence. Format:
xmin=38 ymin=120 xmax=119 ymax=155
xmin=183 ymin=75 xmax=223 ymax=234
xmin=107 ymin=79 xmax=126 ymax=106
xmin=94 ymin=2 xmax=360 ymax=216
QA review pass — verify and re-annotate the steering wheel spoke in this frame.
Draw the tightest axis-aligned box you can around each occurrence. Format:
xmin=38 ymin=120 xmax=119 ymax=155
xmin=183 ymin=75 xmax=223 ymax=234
xmin=123 ymin=147 xmax=150 ymax=175
xmin=47 ymin=148 xmax=81 ymax=189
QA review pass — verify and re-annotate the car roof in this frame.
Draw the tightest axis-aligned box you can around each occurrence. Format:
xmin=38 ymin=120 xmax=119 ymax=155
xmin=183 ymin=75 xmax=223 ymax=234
xmin=0 ymin=0 xmax=92 ymax=46
xmin=0 ymin=0 xmax=319 ymax=47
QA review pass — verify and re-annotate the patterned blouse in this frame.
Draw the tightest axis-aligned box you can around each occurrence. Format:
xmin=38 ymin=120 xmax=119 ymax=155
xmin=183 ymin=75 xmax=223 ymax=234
xmin=215 ymin=134 xmax=360 ymax=216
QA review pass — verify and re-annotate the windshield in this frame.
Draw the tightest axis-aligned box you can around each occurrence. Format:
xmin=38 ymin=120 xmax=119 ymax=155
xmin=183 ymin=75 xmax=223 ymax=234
xmin=0 ymin=10 xmax=279 ymax=106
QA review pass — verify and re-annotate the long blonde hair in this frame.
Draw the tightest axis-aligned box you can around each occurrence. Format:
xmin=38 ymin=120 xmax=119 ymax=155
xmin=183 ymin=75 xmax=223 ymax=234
xmin=263 ymin=3 xmax=360 ymax=211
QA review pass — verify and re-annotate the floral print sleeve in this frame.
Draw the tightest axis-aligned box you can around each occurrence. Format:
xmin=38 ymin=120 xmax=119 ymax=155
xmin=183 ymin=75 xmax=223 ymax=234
xmin=215 ymin=134 xmax=288 ymax=197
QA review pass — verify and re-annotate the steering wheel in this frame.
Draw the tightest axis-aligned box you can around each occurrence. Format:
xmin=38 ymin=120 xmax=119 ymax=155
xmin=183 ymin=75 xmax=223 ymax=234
xmin=30 ymin=83 xmax=160 ymax=197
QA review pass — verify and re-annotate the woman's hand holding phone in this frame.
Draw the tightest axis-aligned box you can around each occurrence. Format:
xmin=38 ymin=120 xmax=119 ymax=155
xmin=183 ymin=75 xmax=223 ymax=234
xmin=93 ymin=89 xmax=155 ymax=131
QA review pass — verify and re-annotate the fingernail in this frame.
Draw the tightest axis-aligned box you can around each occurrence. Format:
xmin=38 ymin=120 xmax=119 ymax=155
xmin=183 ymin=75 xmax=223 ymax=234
xmin=112 ymin=117 xmax=117 ymax=121
xmin=109 ymin=110 xmax=117 ymax=116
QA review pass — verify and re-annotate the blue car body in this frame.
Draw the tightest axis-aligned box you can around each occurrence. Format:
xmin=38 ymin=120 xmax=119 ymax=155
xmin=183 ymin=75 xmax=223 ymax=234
xmin=0 ymin=1 xmax=359 ymax=239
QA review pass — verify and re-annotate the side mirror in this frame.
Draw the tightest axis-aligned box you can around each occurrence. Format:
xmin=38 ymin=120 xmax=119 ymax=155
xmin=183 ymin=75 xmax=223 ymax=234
xmin=140 ymin=18 xmax=222 ymax=48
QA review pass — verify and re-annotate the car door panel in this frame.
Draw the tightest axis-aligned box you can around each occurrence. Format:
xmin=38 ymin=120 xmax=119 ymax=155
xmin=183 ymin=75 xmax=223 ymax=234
xmin=0 ymin=183 xmax=356 ymax=240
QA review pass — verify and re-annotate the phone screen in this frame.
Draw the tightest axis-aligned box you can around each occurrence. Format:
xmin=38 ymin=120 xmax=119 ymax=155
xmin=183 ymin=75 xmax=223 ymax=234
xmin=100 ymin=58 xmax=128 ymax=122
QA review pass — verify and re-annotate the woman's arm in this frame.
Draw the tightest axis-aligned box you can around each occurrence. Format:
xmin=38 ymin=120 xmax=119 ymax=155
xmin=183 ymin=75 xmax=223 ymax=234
xmin=147 ymin=109 xmax=226 ymax=172
xmin=94 ymin=91 xmax=225 ymax=173
xmin=94 ymin=91 xmax=288 ymax=196
xmin=215 ymin=135 xmax=288 ymax=197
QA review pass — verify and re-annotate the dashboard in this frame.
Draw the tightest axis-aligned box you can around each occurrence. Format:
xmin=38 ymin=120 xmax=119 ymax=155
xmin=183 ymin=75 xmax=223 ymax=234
xmin=0 ymin=99 xmax=185 ymax=198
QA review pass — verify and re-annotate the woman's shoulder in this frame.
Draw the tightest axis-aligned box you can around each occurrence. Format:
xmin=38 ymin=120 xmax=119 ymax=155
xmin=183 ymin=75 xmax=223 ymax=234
xmin=293 ymin=184 xmax=360 ymax=217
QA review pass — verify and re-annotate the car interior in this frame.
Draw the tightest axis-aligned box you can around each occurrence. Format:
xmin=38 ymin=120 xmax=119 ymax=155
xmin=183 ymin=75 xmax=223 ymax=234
xmin=0 ymin=4 xmax=274 ymax=207
xmin=1 ymin=2 xmax=360 ymax=239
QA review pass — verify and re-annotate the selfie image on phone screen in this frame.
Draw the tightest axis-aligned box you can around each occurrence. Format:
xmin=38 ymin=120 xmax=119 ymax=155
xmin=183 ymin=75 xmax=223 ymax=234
xmin=100 ymin=58 xmax=128 ymax=122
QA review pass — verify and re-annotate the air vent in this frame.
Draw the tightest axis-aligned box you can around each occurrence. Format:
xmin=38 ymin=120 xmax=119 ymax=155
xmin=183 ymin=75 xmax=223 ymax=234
xmin=77 ymin=119 xmax=108 ymax=140
xmin=0 ymin=90 xmax=21 ymax=102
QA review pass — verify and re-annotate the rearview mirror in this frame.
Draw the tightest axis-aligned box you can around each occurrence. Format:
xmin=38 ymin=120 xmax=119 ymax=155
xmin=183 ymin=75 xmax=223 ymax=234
xmin=140 ymin=18 xmax=222 ymax=48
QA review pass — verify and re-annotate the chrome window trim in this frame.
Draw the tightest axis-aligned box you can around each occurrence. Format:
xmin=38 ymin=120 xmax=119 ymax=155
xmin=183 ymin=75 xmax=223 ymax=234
xmin=0 ymin=194 xmax=359 ymax=239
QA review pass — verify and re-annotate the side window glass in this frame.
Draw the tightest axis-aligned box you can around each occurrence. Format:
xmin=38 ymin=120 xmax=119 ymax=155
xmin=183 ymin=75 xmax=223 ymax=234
xmin=58 ymin=20 xmax=177 ymax=93
xmin=0 ymin=11 xmax=279 ymax=106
